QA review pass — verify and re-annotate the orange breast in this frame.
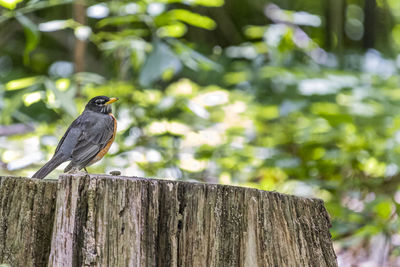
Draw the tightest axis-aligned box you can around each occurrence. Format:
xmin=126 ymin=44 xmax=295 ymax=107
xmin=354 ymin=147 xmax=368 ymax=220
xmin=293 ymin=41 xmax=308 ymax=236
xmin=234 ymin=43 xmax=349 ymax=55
xmin=89 ymin=113 xmax=117 ymax=165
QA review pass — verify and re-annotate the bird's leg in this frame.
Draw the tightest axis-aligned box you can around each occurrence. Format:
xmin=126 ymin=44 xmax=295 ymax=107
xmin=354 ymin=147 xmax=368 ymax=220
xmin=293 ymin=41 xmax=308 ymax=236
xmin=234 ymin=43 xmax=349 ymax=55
xmin=84 ymin=167 xmax=88 ymax=173
xmin=67 ymin=167 xmax=79 ymax=174
xmin=67 ymin=167 xmax=88 ymax=176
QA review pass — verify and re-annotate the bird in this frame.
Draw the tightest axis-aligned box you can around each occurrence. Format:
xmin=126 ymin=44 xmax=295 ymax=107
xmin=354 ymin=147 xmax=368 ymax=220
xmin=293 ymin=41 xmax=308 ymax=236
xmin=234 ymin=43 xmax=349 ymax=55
xmin=32 ymin=96 xmax=118 ymax=179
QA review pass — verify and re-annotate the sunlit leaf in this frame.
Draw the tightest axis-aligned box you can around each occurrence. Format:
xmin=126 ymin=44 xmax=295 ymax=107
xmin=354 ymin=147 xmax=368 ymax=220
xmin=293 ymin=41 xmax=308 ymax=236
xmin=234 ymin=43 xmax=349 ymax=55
xmin=55 ymin=78 xmax=70 ymax=91
xmin=97 ymin=15 xmax=139 ymax=28
xmin=157 ymin=22 xmax=187 ymax=38
xmin=193 ymin=0 xmax=224 ymax=7
xmin=166 ymin=9 xmax=216 ymax=30
xmin=360 ymin=157 xmax=386 ymax=177
xmin=38 ymin=20 xmax=69 ymax=32
xmin=6 ymin=76 xmax=40 ymax=90
xmin=22 ymin=91 xmax=42 ymax=106
xmin=373 ymin=201 xmax=393 ymax=220
xmin=244 ymin=25 xmax=266 ymax=39
xmin=0 ymin=0 xmax=23 ymax=10
xmin=354 ymin=224 xmax=381 ymax=237
xmin=223 ymin=71 xmax=248 ymax=85
xmin=258 ymin=106 xmax=279 ymax=120
xmin=158 ymin=0 xmax=224 ymax=7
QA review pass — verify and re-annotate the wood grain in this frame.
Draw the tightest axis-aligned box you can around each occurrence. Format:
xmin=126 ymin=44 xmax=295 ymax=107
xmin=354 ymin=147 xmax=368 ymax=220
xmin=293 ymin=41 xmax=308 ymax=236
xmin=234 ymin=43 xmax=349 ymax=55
xmin=48 ymin=174 xmax=337 ymax=267
xmin=0 ymin=174 xmax=337 ymax=266
xmin=0 ymin=176 xmax=57 ymax=267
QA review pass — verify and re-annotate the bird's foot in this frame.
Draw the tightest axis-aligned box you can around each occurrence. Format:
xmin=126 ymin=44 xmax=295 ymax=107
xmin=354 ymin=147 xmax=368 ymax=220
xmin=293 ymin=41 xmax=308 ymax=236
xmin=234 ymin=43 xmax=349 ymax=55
xmin=67 ymin=168 xmax=88 ymax=176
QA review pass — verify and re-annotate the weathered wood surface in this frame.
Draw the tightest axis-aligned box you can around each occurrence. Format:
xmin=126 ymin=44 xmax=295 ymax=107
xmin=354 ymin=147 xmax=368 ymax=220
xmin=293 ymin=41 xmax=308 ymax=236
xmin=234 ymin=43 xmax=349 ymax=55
xmin=0 ymin=174 xmax=337 ymax=266
xmin=0 ymin=176 xmax=57 ymax=267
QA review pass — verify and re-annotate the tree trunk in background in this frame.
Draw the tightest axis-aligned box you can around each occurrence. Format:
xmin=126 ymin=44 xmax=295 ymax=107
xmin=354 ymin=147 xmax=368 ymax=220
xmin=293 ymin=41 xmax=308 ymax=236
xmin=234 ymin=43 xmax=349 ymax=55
xmin=326 ymin=0 xmax=345 ymax=59
xmin=73 ymin=1 xmax=87 ymax=74
xmin=0 ymin=174 xmax=337 ymax=266
xmin=0 ymin=177 xmax=57 ymax=267
xmin=363 ymin=0 xmax=376 ymax=49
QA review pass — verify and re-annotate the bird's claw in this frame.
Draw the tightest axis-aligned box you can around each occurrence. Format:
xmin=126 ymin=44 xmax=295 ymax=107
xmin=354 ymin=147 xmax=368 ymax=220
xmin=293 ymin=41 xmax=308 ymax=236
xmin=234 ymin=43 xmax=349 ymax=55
xmin=66 ymin=168 xmax=88 ymax=176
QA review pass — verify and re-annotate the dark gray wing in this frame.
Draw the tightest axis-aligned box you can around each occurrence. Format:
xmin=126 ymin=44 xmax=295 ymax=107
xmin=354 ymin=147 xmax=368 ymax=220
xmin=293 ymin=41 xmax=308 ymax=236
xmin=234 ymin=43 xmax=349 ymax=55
xmin=68 ymin=111 xmax=114 ymax=167
xmin=53 ymin=116 xmax=84 ymax=160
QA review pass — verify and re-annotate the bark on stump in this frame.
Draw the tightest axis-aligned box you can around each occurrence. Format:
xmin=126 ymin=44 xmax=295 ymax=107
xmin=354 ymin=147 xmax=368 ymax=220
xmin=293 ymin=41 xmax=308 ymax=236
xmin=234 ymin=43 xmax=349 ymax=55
xmin=0 ymin=176 xmax=57 ymax=266
xmin=0 ymin=174 xmax=337 ymax=266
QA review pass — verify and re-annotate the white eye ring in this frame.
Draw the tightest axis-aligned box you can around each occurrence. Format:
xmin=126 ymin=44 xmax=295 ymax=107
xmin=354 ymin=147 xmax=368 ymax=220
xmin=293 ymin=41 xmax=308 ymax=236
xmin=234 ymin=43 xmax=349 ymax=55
xmin=95 ymin=99 xmax=103 ymax=105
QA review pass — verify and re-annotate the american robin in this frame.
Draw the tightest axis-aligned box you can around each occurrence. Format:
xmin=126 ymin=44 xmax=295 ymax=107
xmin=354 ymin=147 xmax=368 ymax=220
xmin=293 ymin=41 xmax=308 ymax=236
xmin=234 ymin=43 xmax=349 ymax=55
xmin=32 ymin=96 xmax=118 ymax=179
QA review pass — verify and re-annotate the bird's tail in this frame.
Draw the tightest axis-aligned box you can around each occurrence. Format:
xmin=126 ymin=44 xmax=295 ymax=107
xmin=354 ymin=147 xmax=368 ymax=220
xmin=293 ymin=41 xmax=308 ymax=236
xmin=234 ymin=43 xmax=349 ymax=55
xmin=32 ymin=154 xmax=65 ymax=179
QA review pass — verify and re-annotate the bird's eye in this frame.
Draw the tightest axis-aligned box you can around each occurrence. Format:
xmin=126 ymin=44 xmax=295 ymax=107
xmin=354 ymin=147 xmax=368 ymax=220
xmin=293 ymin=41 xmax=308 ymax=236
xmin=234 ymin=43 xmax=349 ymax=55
xmin=95 ymin=99 xmax=104 ymax=105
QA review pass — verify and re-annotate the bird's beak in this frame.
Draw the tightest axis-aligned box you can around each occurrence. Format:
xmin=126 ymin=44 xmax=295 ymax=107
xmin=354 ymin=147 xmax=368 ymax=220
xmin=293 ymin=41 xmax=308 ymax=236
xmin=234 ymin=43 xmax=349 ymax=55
xmin=105 ymin=97 xmax=119 ymax=105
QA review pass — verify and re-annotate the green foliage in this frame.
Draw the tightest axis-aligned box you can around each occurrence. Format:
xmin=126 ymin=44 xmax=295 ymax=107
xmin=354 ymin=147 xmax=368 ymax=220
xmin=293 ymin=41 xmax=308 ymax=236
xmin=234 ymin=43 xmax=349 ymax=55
xmin=0 ymin=0 xmax=22 ymax=10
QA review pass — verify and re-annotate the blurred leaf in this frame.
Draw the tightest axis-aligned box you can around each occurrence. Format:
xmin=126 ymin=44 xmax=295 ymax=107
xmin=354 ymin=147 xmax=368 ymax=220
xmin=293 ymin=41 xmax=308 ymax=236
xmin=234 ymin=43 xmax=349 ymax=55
xmin=258 ymin=106 xmax=279 ymax=120
xmin=38 ymin=19 xmax=70 ymax=32
xmin=22 ymin=91 xmax=42 ymax=106
xmin=0 ymin=0 xmax=22 ymax=9
xmin=158 ymin=0 xmax=224 ymax=7
xmin=224 ymin=71 xmax=248 ymax=85
xmin=360 ymin=157 xmax=386 ymax=178
xmin=157 ymin=22 xmax=187 ymax=38
xmin=16 ymin=14 xmax=40 ymax=65
xmin=354 ymin=224 xmax=381 ymax=238
xmin=6 ymin=76 xmax=41 ymax=90
xmin=139 ymin=41 xmax=182 ymax=86
xmin=44 ymin=79 xmax=77 ymax=116
xmin=373 ymin=201 xmax=393 ymax=220
xmin=73 ymin=72 xmax=106 ymax=85
xmin=193 ymin=0 xmax=224 ymax=7
xmin=168 ymin=39 xmax=222 ymax=71
xmin=165 ymin=9 xmax=216 ymax=30
xmin=244 ymin=25 xmax=266 ymax=39
xmin=97 ymin=15 xmax=139 ymax=28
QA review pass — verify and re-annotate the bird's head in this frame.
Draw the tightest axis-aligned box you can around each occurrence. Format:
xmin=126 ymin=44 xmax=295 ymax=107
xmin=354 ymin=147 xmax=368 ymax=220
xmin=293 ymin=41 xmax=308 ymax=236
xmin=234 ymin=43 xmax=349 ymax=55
xmin=85 ymin=96 xmax=119 ymax=114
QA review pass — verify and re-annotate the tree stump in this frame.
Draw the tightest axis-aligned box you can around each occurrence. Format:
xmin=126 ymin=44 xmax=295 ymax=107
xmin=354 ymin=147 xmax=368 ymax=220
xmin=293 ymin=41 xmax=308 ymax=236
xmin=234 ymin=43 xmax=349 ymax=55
xmin=0 ymin=174 xmax=337 ymax=266
xmin=0 ymin=176 xmax=57 ymax=266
